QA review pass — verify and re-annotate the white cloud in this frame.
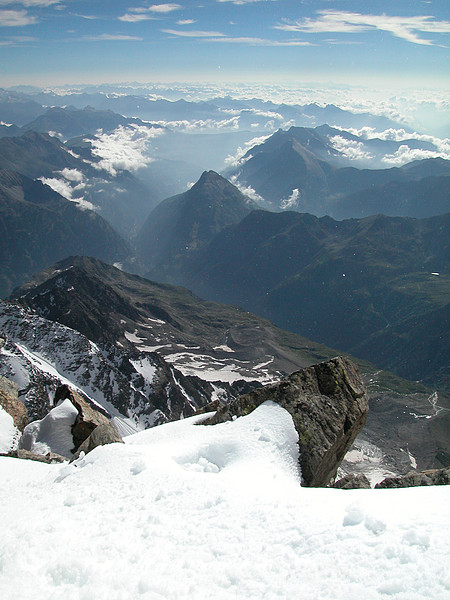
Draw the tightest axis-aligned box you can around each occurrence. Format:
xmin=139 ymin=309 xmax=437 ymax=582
xmin=162 ymin=29 xmax=226 ymax=37
xmin=381 ymin=144 xmax=447 ymax=166
xmin=120 ymin=3 xmax=181 ymax=20
xmin=0 ymin=0 xmax=59 ymax=5
xmin=329 ymin=135 xmax=374 ymax=162
xmin=229 ymin=177 xmax=265 ymax=205
xmin=162 ymin=28 xmax=312 ymax=45
xmin=205 ymin=36 xmax=312 ymax=46
xmin=224 ymin=134 xmax=271 ymax=168
xmin=335 ymin=126 xmax=450 ymax=157
xmin=217 ymin=0 xmax=277 ymax=4
xmin=147 ymin=3 xmax=181 ymax=12
xmin=38 ymin=175 xmax=95 ymax=211
xmin=0 ymin=9 xmax=37 ymax=26
xmin=275 ymin=10 xmax=450 ymax=46
xmin=152 ymin=116 xmax=242 ymax=132
xmin=88 ymin=124 xmax=162 ymax=176
xmin=59 ymin=168 xmax=83 ymax=183
xmin=39 ymin=176 xmax=73 ymax=200
xmin=84 ymin=34 xmax=143 ymax=42
xmin=119 ymin=13 xmax=155 ymax=23
xmin=280 ymin=189 xmax=300 ymax=210
xmin=177 ymin=19 xmax=195 ymax=26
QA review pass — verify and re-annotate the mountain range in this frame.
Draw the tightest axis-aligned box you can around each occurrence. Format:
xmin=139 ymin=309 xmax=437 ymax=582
xmin=6 ymin=255 xmax=450 ymax=477
xmin=137 ymin=177 xmax=449 ymax=392
xmin=226 ymin=126 xmax=450 ymax=216
xmin=1 ymin=87 xmax=408 ymax=132
xmin=0 ymin=86 xmax=449 ymax=479
xmin=0 ymin=130 xmax=158 ymax=240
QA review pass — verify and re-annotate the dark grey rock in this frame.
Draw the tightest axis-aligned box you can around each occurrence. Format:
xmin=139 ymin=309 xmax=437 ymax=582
xmin=375 ymin=467 xmax=450 ymax=489
xmin=332 ymin=474 xmax=371 ymax=489
xmin=70 ymin=421 xmax=123 ymax=462
xmin=202 ymin=356 xmax=368 ymax=487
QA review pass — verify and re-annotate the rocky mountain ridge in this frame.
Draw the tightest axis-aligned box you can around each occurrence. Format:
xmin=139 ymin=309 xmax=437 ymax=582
xmin=226 ymin=125 xmax=450 ymax=216
xmin=8 ymin=256 xmax=450 ymax=479
xmin=0 ymin=299 xmax=259 ymax=430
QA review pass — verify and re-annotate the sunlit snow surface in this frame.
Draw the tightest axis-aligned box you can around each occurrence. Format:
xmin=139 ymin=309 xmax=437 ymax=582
xmin=1 ymin=401 xmax=449 ymax=600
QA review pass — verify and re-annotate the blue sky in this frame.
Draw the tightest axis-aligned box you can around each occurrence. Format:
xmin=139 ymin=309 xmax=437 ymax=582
xmin=0 ymin=1 xmax=449 ymax=89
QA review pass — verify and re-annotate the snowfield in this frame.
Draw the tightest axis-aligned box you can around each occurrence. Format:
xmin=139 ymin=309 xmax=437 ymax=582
xmin=1 ymin=401 xmax=449 ymax=600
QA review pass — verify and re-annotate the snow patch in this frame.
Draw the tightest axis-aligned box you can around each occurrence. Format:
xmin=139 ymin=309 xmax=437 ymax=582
xmin=0 ymin=405 xmax=20 ymax=454
xmin=19 ymin=398 xmax=78 ymax=458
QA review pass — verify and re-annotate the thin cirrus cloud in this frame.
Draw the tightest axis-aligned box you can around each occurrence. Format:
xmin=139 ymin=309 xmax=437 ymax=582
xmin=217 ymin=0 xmax=277 ymax=4
xmin=177 ymin=19 xmax=196 ymax=25
xmin=162 ymin=29 xmax=312 ymax=45
xmin=84 ymin=34 xmax=143 ymax=42
xmin=0 ymin=9 xmax=38 ymax=26
xmin=0 ymin=0 xmax=60 ymax=5
xmin=120 ymin=3 xmax=181 ymax=22
xmin=162 ymin=29 xmax=226 ymax=38
xmin=275 ymin=10 xmax=450 ymax=46
xmin=208 ymin=37 xmax=313 ymax=46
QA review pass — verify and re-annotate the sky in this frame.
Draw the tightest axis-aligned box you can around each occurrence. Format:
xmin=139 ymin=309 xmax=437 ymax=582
xmin=0 ymin=1 xmax=449 ymax=90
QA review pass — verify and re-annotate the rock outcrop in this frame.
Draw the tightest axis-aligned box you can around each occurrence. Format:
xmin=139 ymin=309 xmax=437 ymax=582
xmin=70 ymin=422 xmax=124 ymax=462
xmin=9 ymin=448 xmax=67 ymax=464
xmin=17 ymin=384 xmax=124 ymax=460
xmin=203 ymin=356 xmax=368 ymax=487
xmin=332 ymin=473 xmax=371 ymax=489
xmin=0 ymin=375 xmax=28 ymax=431
xmin=375 ymin=467 xmax=450 ymax=489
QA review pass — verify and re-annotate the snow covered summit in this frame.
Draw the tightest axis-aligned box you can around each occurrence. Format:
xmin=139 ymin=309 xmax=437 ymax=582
xmin=0 ymin=402 xmax=449 ymax=600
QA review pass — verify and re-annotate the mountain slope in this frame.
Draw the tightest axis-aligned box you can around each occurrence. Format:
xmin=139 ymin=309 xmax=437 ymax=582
xmin=136 ymin=170 xmax=256 ymax=278
xmin=9 ymin=255 xmax=450 ymax=474
xmin=10 ymin=255 xmax=332 ymax=381
xmin=143 ymin=209 xmax=449 ymax=390
xmin=0 ymin=170 xmax=129 ymax=297
xmin=0 ymin=300 xmax=234 ymax=428
xmin=228 ymin=126 xmax=450 ymax=217
xmin=22 ymin=106 xmax=155 ymax=140
xmin=0 ymin=131 xmax=158 ymax=239
xmin=332 ymin=175 xmax=450 ymax=219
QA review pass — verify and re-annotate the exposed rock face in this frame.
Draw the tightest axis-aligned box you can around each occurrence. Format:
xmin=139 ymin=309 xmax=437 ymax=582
xmin=53 ymin=385 xmax=110 ymax=452
xmin=203 ymin=356 xmax=368 ymax=487
xmin=71 ymin=422 xmax=123 ymax=462
xmin=332 ymin=474 xmax=371 ymax=489
xmin=375 ymin=467 xmax=450 ymax=489
xmin=0 ymin=375 xmax=28 ymax=431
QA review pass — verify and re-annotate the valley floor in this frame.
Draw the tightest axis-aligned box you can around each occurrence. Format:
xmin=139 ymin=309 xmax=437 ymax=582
xmin=1 ymin=402 xmax=449 ymax=600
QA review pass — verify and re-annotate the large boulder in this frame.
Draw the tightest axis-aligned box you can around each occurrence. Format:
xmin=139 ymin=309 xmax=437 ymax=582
xmin=375 ymin=467 xmax=450 ymax=488
xmin=203 ymin=356 xmax=368 ymax=487
xmin=0 ymin=375 xmax=28 ymax=431
xmin=18 ymin=385 xmax=122 ymax=460
xmin=70 ymin=421 xmax=123 ymax=462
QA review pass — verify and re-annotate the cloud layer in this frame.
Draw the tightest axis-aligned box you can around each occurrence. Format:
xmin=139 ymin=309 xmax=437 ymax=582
xmin=275 ymin=10 xmax=450 ymax=46
xmin=89 ymin=124 xmax=163 ymax=176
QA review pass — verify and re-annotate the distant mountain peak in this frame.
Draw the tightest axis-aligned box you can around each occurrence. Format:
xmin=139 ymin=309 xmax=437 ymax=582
xmin=194 ymin=170 xmax=234 ymax=189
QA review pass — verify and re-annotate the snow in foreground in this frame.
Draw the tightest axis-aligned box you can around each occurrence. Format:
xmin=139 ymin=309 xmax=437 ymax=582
xmin=0 ymin=401 xmax=449 ymax=600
